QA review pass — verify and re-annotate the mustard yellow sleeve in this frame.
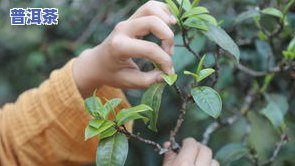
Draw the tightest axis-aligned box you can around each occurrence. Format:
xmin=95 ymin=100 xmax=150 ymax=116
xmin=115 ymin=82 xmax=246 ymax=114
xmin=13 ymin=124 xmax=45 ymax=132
xmin=0 ymin=59 xmax=132 ymax=166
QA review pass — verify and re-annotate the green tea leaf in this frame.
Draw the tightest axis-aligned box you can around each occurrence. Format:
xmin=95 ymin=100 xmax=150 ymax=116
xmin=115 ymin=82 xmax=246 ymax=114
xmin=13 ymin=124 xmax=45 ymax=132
xmin=116 ymin=104 xmax=153 ymax=126
xmin=257 ymin=31 xmax=268 ymax=41
xmin=96 ymin=133 xmax=128 ymax=166
xmin=103 ymin=98 xmax=122 ymax=118
xmin=117 ymin=114 xmax=149 ymax=126
xmin=184 ymin=70 xmax=199 ymax=78
xmin=197 ymin=68 xmax=215 ymax=82
xmin=203 ymin=24 xmax=240 ymax=62
xmin=260 ymin=74 xmax=274 ymax=93
xmin=196 ymin=54 xmax=206 ymax=74
xmin=183 ymin=17 xmax=208 ymax=31
xmin=182 ymin=7 xmax=209 ymax=19
xmin=253 ymin=14 xmax=261 ymax=28
xmin=116 ymin=104 xmax=152 ymax=120
xmin=215 ymin=143 xmax=248 ymax=166
xmin=195 ymin=14 xmax=217 ymax=25
xmin=141 ymin=83 xmax=166 ymax=132
xmin=287 ymin=37 xmax=295 ymax=52
xmin=85 ymin=125 xmax=100 ymax=140
xmin=261 ymin=103 xmax=285 ymax=132
xmin=165 ymin=0 xmax=179 ymax=17
xmin=176 ymin=0 xmax=192 ymax=11
xmin=162 ymin=74 xmax=178 ymax=86
xmin=153 ymin=64 xmax=178 ymax=85
xmin=191 ymin=86 xmax=222 ymax=118
xmin=266 ymin=93 xmax=288 ymax=115
xmin=262 ymin=7 xmax=284 ymax=19
xmin=89 ymin=119 xmax=105 ymax=129
xmin=283 ymin=51 xmax=295 ymax=59
xmin=283 ymin=37 xmax=295 ymax=59
xmin=235 ymin=9 xmax=260 ymax=24
xmin=260 ymin=93 xmax=288 ymax=132
xmin=192 ymin=0 xmax=201 ymax=7
xmin=99 ymin=128 xmax=117 ymax=140
xmin=96 ymin=121 xmax=115 ymax=134
xmin=86 ymin=119 xmax=115 ymax=140
xmin=85 ymin=96 xmax=104 ymax=117
xmin=284 ymin=0 xmax=295 ymax=13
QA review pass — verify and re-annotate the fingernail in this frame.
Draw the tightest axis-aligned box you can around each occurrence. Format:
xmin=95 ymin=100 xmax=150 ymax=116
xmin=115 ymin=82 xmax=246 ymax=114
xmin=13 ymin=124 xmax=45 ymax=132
xmin=163 ymin=141 xmax=171 ymax=148
xmin=157 ymin=73 xmax=164 ymax=82
xmin=171 ymin=67 xmax=175 ymax=74
xmin=170 ymin=15 xmax=177 ymax=24
xmin=170 ymin=45 xmax=174 ymax=55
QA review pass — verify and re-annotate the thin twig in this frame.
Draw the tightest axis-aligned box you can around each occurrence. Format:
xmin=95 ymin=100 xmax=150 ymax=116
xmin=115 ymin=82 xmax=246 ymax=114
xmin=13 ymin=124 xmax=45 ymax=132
xmin=201 ymin=114 xmax=240 ymax=144
xmin=236 ymin=62 xmax=293 ymax=77
xmin=173 ymin=85 xmax=186 ymax=101
xmin=242 ymin=118 xmax=252 ymax=144
xmin=246 ymin=148 xmax=260 ymax=166
xmin=180 ymin=23 xmax=200 ymax=59
xmin=241 ymin=89 xmax=256 ymax=115
xmin=261 ymin=133 xmax=288 ymax=166
xmin=167 ymin=40 xmax=198 ymax=148
xmin=222 ymin=48 xmax=295 ymax=77
xmin=212 ymin=47 xmax=221 ymax=86
xmin=268 ymin=20 xmax=284 ymax=38
xmin=202 ymin=122 xmax=219 ymax=145
xmin=169 ymin=98 xmax=188 ymax=150
xmin=169 ymin=85 xmax=189 ymax=151
xmin=115 ymin=126 xmax=167 ymax=154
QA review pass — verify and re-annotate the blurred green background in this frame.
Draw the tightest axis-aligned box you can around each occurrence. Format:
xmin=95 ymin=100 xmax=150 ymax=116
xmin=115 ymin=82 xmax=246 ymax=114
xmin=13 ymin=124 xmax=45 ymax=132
xmin=1 ymin=0 xmax=295 ymax=166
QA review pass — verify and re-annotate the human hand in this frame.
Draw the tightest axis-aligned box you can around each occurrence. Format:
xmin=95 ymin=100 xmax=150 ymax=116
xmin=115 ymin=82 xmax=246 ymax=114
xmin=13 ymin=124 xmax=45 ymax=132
xmin=73 ymin=1 xmax=177 ymax=97
xmin=163 ymin=138 xmax=219 ymax=166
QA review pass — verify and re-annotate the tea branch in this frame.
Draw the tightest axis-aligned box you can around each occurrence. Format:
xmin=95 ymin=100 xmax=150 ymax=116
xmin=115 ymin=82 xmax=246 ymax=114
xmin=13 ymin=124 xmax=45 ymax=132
xmin=236 ymin=62 xmax=293 ymax=77
xmin=220 ymin=48 xmax=295 ymax=77
xmin=212 ymin=47 xmax=221 ymax=86
xmin=261 ymin=133 xmax=288 ymax=166
xmin=201 ymin=121 xmax=220 ymax=145
xmin=260 ymin=20 xmax=284 ymax=39
xmin=168 ymin=85 xmax=188 ymax=150
xmin=202 ymin=115 xmax=240 ymax=144
xmin=180 ymin=22 xmax=200 ymax=59
xmin=115 ymin=125 xmax=166 ymax=154
xmin=246 ymin=148 xmax=260 ymax=166
xmin=247 ymin=133 xmax=288 ymax=166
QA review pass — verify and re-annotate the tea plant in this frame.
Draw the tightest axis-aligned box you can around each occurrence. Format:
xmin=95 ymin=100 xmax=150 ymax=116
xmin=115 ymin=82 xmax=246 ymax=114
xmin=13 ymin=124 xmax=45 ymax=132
xmin=84 ymin=0 xmax=295 ymax=166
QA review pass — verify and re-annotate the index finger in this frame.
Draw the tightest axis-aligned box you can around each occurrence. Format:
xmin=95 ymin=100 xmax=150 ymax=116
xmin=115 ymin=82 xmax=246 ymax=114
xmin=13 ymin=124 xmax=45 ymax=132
xmin=116 ymin=37 xmax=173 ymax=74
xmin=121 ymin=16 xmax=175 ymax=55
xmin=129 ymin=1 xmax=176 ymax=24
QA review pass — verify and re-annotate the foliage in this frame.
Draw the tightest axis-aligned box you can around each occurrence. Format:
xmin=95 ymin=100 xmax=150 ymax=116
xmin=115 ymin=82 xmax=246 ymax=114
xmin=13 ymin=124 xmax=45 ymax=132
xmin=84 ymin=92 xmax=154 ymax=165
xmin=84 ymin=0 xmax=295 ymax=166
xmin=215 ymin=143 xmax=248 ymax=166
xmin=96 ymin=133 xmax=128 ymax=166
xmin=1 ymin=0 xmax=295 ymax=166
xmin=84 ymin=0 xmax=239 ymax=164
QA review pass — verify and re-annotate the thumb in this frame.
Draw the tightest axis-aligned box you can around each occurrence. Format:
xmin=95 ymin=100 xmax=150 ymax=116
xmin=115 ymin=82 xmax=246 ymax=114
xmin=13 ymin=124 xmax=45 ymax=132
xmin=162 ymin=142 xmax=177 ymax=166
